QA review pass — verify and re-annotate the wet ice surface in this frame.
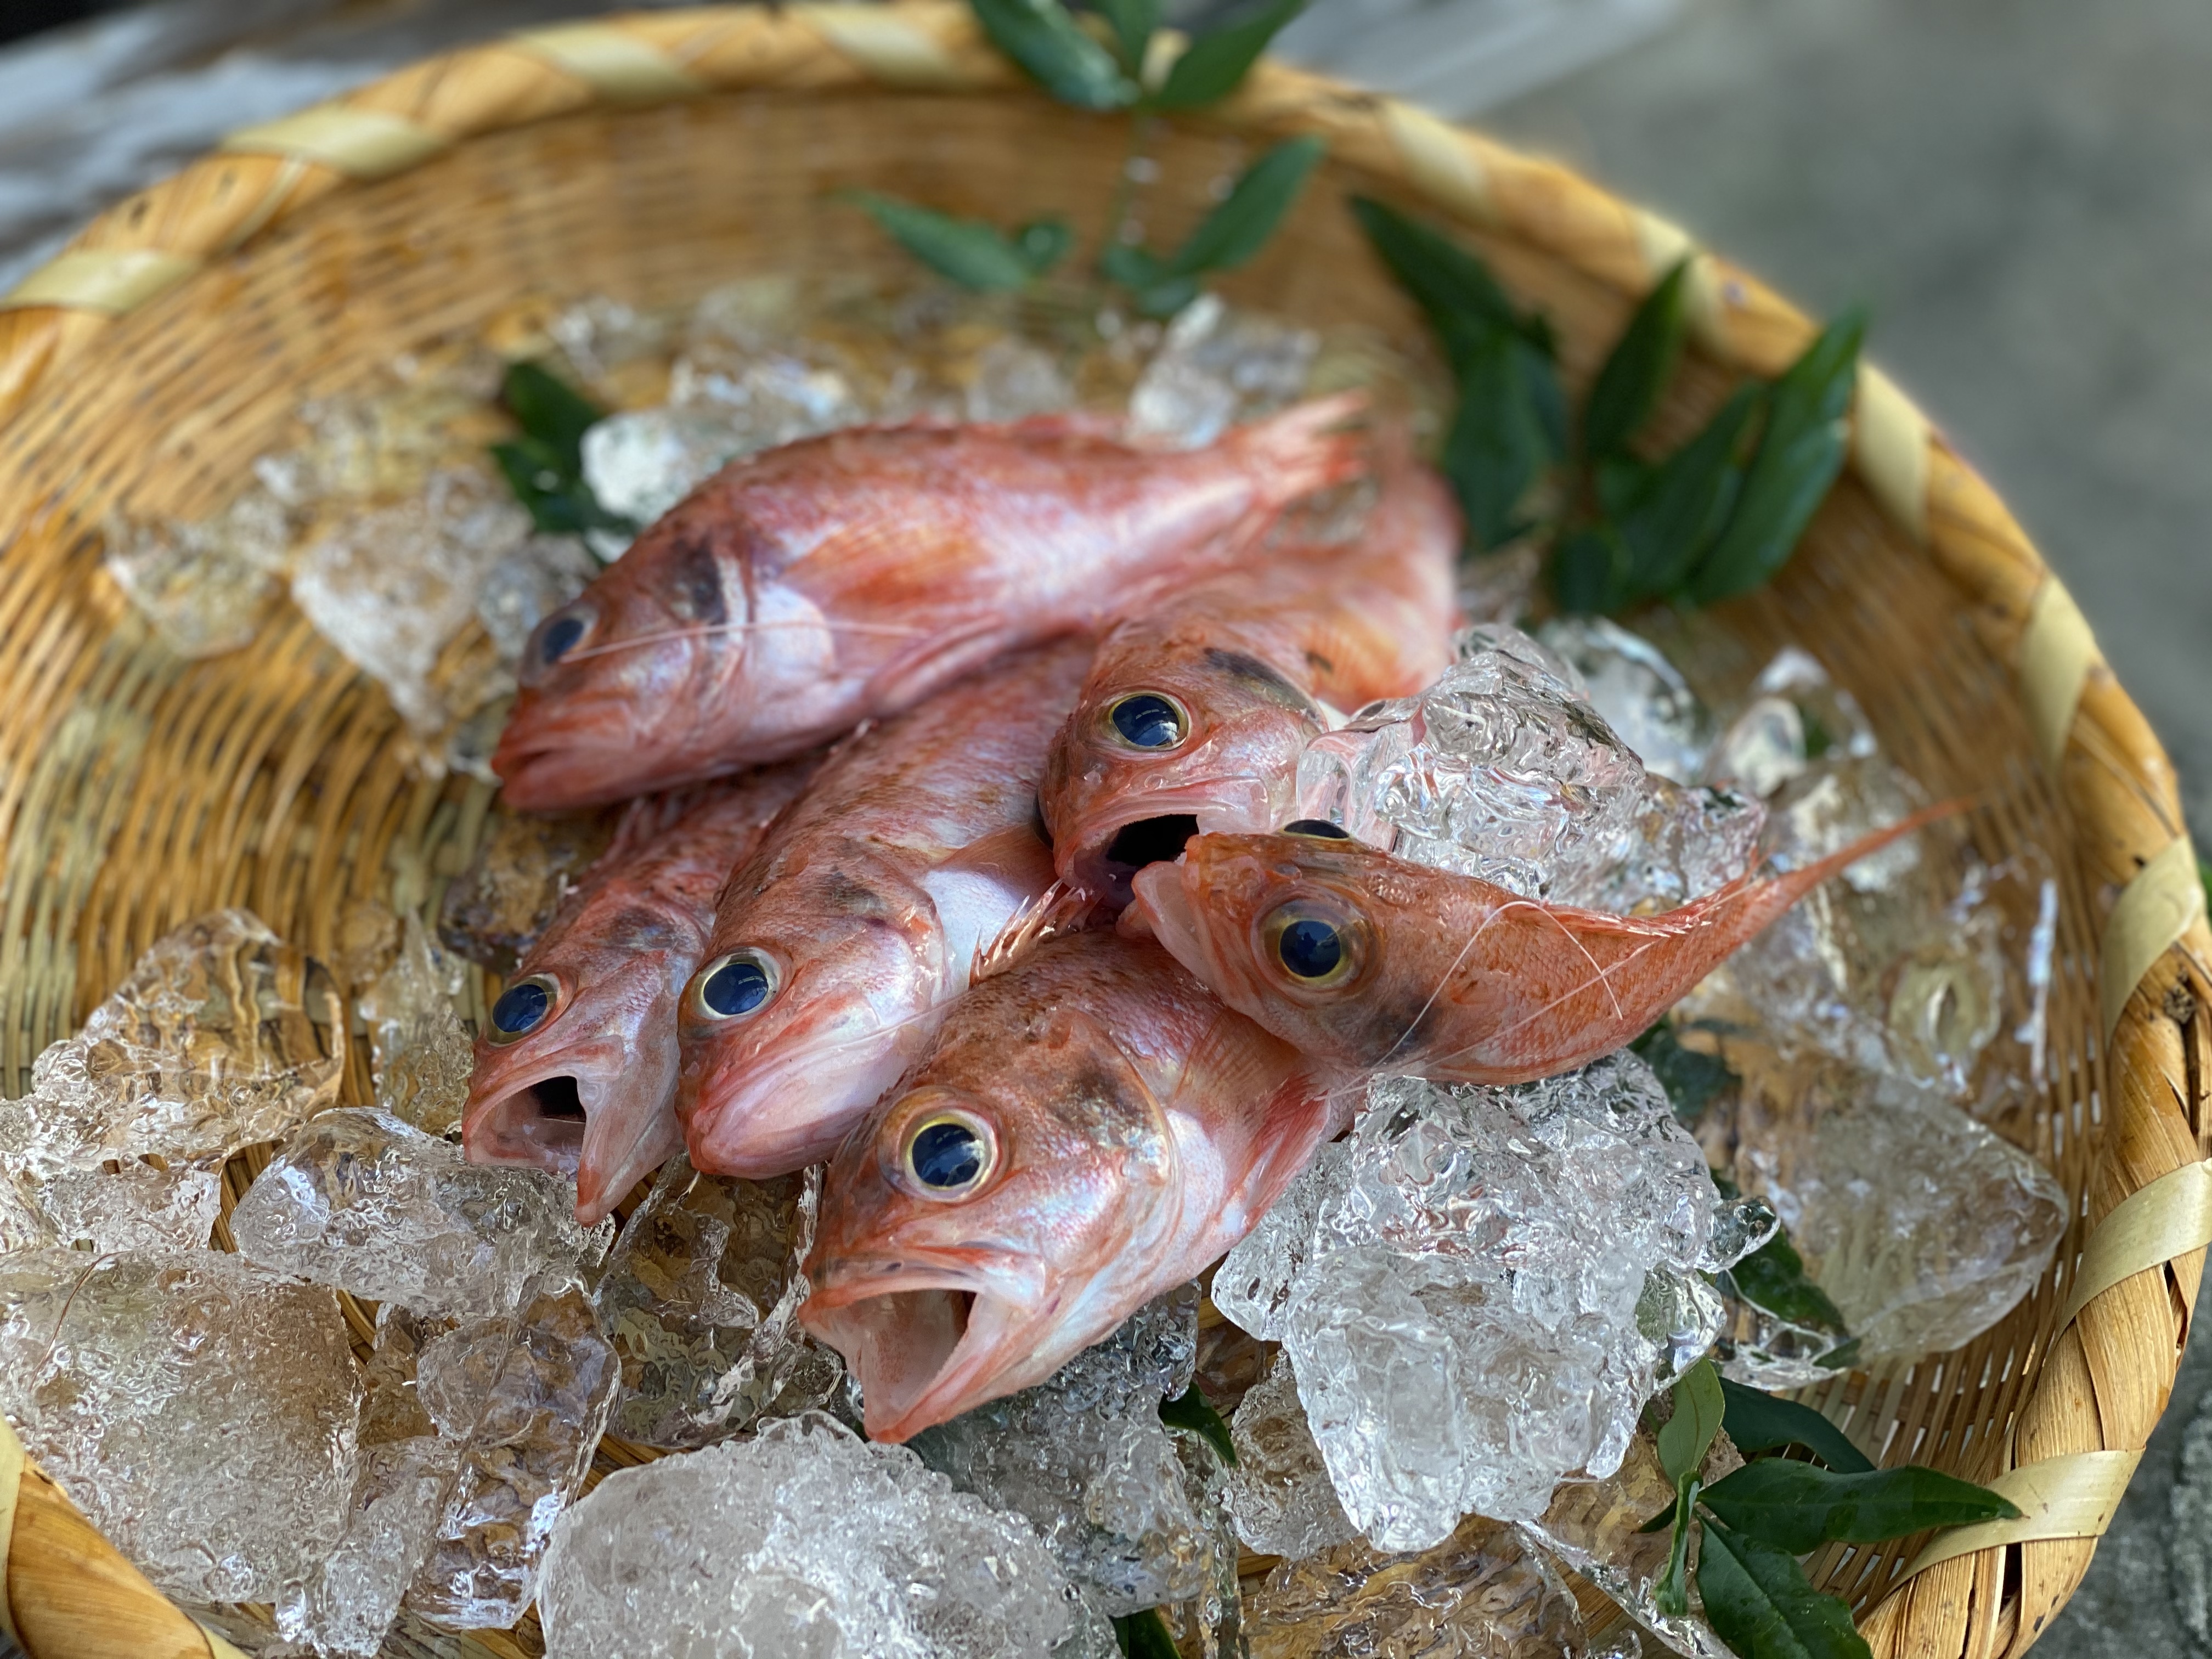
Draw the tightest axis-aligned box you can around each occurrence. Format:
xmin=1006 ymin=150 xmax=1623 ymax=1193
xmin=17 ymin=1160 xmax=222 ymax=1252
xmin=359 ymin=914 xmax=473 ymax=1137
xmin=0 ymin=1249 xmax=362 ymax=1605
xmin=1537 ymin=614 xmax=1714 ymax=785
xmin=538 ymin=1412 xmax=1114 ymax=1659
xmin=105 ymin=489 xmax=293 ymax=658
xmin=1224 ymin=1357 xmax=1356 ymax=1561
xmin=1128 ymin=294 xmax=1318 ymax=448
xmin=230 ymin=1107 xmax=609 ymax=1322
xmin=1218 ymin=1056 xmax=1732 ymax=1548
xmin=438 ymin=806 xmax=619 ymax=976
xmin=592 ymin=1156 xmax=843 ymax=1449
xmin=0 ymin=909 xmax=345 ymax=1174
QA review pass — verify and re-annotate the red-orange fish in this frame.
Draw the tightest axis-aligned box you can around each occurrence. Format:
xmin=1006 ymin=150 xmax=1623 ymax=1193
xmin=462 ymin=763 xmax=813 ymax=1223
xmin=1125 ymin=811 xmax=1951 ymax=1083
xmin=675 ymin=641 xmax=1092 ymax=1182
xmin=799 ymin=929 xmax=1347 ymax=1442
xmin=1039 ymin=443 xmax=1460 ymax=906
xmin=493 ymin=402 xmax=1366 ymax=810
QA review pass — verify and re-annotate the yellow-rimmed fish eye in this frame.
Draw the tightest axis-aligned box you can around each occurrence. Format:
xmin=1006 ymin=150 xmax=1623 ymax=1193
xmin=1260 ymin=900 xmax=1368 ymax=989
xmin=1104 ymin=691 xmax=1189 ymax=752
xmin=487 ymin=973 xmax=561 ymax=1044
xmin=901 ymin=1109 xmax=997 ymax=1198
xmin=689 ymin=949 xmax=779 ymax=1022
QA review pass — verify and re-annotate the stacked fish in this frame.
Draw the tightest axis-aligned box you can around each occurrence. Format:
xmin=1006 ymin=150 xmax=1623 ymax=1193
xmin=465 ymin=398 xmax=1915 ymax=1444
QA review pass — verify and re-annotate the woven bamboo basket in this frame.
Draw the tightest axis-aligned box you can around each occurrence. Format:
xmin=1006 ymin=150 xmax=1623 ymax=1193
xmin=0 ymin=5 xmax=2204 ymax=1656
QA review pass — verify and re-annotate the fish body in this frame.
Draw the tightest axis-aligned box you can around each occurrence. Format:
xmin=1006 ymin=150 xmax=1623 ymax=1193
xmin=675 ymin=641 xmax=1092 ymax=1181
xmin=799 ymin=929 xmax=1344 ymax=1442
xmin=1126 ymin=810 xmax=1950 ymax=1084
xmin=1040 ymin=443 xmax=1459 ymax=907
xmin=462 ymin=762 xmax=815 ymax=1223
xmin=494 ymin=401 xmax=1366 ymax=809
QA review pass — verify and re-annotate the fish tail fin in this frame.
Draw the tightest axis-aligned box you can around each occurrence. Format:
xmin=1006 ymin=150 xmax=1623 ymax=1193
xmin=972 ymin=881 xmax=1098 ymax=981
xmin=1691 ymin=797 xmax=1972 ymax=936
xmin=1229 ymin=393 xmax=1370 ymax=509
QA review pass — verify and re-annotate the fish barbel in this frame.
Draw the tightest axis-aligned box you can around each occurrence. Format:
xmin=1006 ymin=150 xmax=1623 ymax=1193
xmin=461 ymin=761 xmax=816 ymax=1224
xmin=1125 ymin=808 xmax=1955 ymax=1083
xmin=1039 ymin=440 xmax=1461 ymax=907
xmin=799 ymin=929 xmax=1345 ymax=1442
xmin=493 ymin=400 xmax=1367 ymax=810
xmin=675 ymin=640 xmax=1091 ymax=1181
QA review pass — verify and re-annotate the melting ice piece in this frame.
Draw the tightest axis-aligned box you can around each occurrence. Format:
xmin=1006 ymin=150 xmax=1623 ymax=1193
xmin=965 ymin=336 xmax=1075 ymax=421
xmin=594 ymin=1156 xmax=843 ymax=1448
xmin=1224 ymin=1357 xmax=1356 ymax=1561
xmin=1211 ymin=1141 xmax=1350 ymax=1344
xmin=1537 ymin=616 xmax=1714 ymax=786
xmin=405 ymin=1288 xmax=622 ymax=1630
xmin=1227 ymin=1056 xmax=1724 ymax=1548
xmin=476 ymin=534 xmax=600 ymax=663
xmin=438 ymin=806 xmax=620 ymax=976
xmin=361 ymin=914 xmax=473 ymax=1136
xmin=1130 ymin=295 xmax=1319 ymax=449
xmin=0 ymin=910 xmax=345 ymax=1175
xmin=0 ymin=1250 xmax=361 ymax=1604
xmin=231 ymin=1108 xmax=609 ymax=1321
xmin=104 ymin=488 xmax=294 ymax=658
xmin=1704 ymin=646 xmax=1880 ymax=802
xmin=20 ymin=1160 xmax=222 ymax=1252
xmin=910 ymin=1287 xmax=1239 ymax=1623
xmin=1247 ymin=1510 xmax=1613 ymax=1659
xmin=579 ymin=406 xmax=757 ymax=527
xmin=538 ymin=1412 xmax=1112 ymax=1659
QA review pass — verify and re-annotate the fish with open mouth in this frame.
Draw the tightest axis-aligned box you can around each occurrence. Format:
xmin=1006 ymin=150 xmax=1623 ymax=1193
xmin=798 ymin=928 xmax=1346 ymax=1443
xmin=1038 ymin=437 xmax=1458 ymax=908
xmin=461 ymin=761 xmax=814 ymax=1223
xmin=1124 ymin=808 xmax=1954 ymax=1083
xmin=674 ymin=639 xmax=1092 ymax=1182
xmin=493 ymin=399 xmax=1368 ymax=810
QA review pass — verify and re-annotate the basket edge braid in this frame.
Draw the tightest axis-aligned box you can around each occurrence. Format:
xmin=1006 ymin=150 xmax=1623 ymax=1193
xmin=0 ymin=7 xmax=2204 ymax=1656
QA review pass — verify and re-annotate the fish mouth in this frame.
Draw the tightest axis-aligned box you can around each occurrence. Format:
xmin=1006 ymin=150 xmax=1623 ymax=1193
xmin=1071 ymin=780 xmax=1276 ymax=909
xmin=465 ymin=1051 xmax=679 ymax=1225
xmin=800 ymin=1263 xmax=1028 ymax=1441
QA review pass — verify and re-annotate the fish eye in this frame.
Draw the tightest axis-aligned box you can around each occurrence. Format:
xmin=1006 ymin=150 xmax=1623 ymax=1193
xmin=1106 ymin=692 xmax=1188 ymax=752
xmin=1283 ymin=819 xmax=1351 ymax=839
xmin=1261 ymin=901 xmax=1367 ymax=989
xmin=902 ymin=1111 xmax=996 ymax=1197
xmin=487 ymin=974 xmax=559 ymax=1044
xmin=689 ymin=950 xmax=778 ymax=1021
xmin=537 ymin=608 xmax=592 ymax=667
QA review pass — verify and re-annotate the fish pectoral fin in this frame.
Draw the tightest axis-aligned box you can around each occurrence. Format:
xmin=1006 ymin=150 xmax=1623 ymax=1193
xmin=1215 ymin=1071 xmax=1348 ymax=1249
xmin=861 ymin=616 xmax=1037 ymax=717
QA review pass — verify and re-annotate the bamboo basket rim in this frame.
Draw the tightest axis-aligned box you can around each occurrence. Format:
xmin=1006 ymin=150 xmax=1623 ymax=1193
xmin=0 ymin=6 xmax=2204 ymax=1657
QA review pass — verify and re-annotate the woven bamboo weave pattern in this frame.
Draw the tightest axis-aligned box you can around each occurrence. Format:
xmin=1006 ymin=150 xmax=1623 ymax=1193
xmin=0 ymin=7 xmax=2202 ymax=1657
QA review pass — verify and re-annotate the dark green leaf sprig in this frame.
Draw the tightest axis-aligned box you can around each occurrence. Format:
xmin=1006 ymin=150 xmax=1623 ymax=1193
xmin=848 ymin=0 xmax=1321 ymax=317
xmin=1639 ymin=1361 xmax=2018 ymax=1659
xmin=1350 ymin=198 xmax=1865 ymax=613
xmin=489 ymin=362 xmax=637 ymax=543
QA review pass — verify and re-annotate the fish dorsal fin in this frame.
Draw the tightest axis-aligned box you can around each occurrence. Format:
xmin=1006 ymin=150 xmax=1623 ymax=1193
xmin=971 ymin=881 xmax=1097 ymax=981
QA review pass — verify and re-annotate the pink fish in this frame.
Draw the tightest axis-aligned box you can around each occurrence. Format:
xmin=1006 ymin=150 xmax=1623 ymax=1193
xmin=1126 ymin=810 xmax=1951 ymax=1083
xmin=675 ymin=641 xmax=1092 ymax=1181
xmin=494 ymin=401 xmax=1367 ymax=810
xmin=799 ymin=929 xmax=1345 ymax=1442
xmin=462 ymin=763 xmax=813 ymax=1223
xmin=1039 ymin=442 xmax=1460 ymax=905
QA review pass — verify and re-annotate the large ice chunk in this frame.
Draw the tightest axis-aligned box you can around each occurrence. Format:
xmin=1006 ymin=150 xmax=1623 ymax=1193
xmin=20 ymin=1160 xmax=221 ymax=1252
xmin=231 ymin=1108 xmax=608 ymax=1321
xmin=538 ymin=1412 xmax=1111 ymax=1658
xmin=104 ymin=488 xmax=294 ymax=659
xmin=1129 ymin=295 xmax=1318 ymax=449
xmin=1537 ymin=615 xmax=1714 ymax=785
xmin=0 ymin=1250 xmax=360 ymax=1604
xmin=1224 ymin=1357 xmax=1356 ymax=1561
xmin=359 ymin=915 xmax=472 ymax=1136
xmin=0 ymin=910 xmax=345 ymax=1175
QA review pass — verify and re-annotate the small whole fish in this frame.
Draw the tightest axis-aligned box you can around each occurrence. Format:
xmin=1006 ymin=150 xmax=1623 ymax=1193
xmin=1039 ymin=443 xmax=1460 ymax=906
xmin=494 ymin=400 xmax=1367 ymax=810
xmin=1125 ymin=809 xmax=1951 ymax=1083
xmin=461 ymin=761 xmax=814 ymax=1224
xmin=675 ymin=641 xmax=1091 ymax=1182
xmin=799 ymin=929 xmax=1346 ymax=1443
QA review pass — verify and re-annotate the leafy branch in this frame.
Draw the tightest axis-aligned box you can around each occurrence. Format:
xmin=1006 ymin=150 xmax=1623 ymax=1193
xmin=489 ymin=362 xmax=635 ymax=543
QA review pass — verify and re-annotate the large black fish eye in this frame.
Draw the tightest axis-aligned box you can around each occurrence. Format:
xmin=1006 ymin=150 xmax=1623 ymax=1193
xmin=1261 ymin=901 xmax=1364 ymax=989
xmin=1107 ymin=692 xmax=1188 ymax=752
xmin=1278 ymin=917 xmax=1343 ymax=979
xmin=488 ymin=974 xmax=559 ymax=1044
xmin=905 ymin=1114 xmax=994 ymax=1194
xmin=1283 ymin=819 xmax=1351 ymax=840
xmin=690 ymin=950 xmax=778 ymax=1021
xmin=538 ymin=610 xmax=591 ymax=667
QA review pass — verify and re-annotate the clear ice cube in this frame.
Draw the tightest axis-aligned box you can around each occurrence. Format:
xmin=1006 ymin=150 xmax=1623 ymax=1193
xmin=0 ymin=1249 xmax=361 ymax=1604
xmin=1537 ymin=616 xmax=1714 ymax=786
xmin=359 ymin=914 xmax=472 ymax=1136
xmin=579 ymin=406 xmax=757 ymax=528
xmin=104 ymin=488 xmax=294 ymax=659
xmin=29 ymin=1159 xmax=222 ymax=1252
xmin=965 ymin=336 xmax=1075 ymax=421
xmin=594 ymin=1156 xmax=843 ymax=1448
xmin=1224 ymin=1356 xmax=1356 ymax=1561
xmin=230 ymin=1108 xmax=608 ymax=1321
xmin=1130 ymin=295 xmax=1318 ymax=448
xmin=538 ymin=1411 xmax=1104 ymax=1659
xmin=475 ymin=534 xmax=600 ymax=663
xmin=0 ymin=910 xmax=345 ymax=1175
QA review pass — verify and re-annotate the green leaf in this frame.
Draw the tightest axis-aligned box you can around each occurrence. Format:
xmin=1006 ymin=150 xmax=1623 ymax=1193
xmin=970 ymin=0 xmax=1138 ymax=108
xmin=1718 ymin=1379 xmax=1874 ymax=1475
xmin=490 ymin=437 xmax=634 ymax=539
xmin=1163 ymin=136 xmax=1325 ymax=277
xmin=1696 ymin=1519 xmax=1872 ymax=1659
xmin=1350 ymin=195 xmax=1534 ymax=360
xmin=1584 ymin=258 xmax=1691 ymax=459
xmin=842 ymin=191 xmax=1040 ymax=291
xmin=1443 ymin=331 xmax=1560 ymax=550
xmin=1728 ymin=1226 xmax=1849 ymax=1337
xmin=1014 ymin=217 xmax=1075 ymax=275
xmin=1091 ymin=0 xmax=1159 ymax=73
xmin=1614 ymin=382 xmax=1762 ymax=599
xmin=1629 ymin=1022 xmax=1737 ymax=1124
xmin=2199 ymin=856 xmax=2212 ymax=918
xmin=1113 ymin=1608 xmax=1182 ymax=1658
xmin=1550 ymin=524 xmax=1631 ymax=616
xmin=1660 ymin=1359 xmax=1727 ymax=1485
xmin=501 ymin=361 xmax=605 ymax=473
xmin=1153 ymin=0 xmax=1305 ymax=108
xmin=1160 ymin=1385 xmax=1237 ymax=1466
xmin=1654 ymin=1473 xmax=1701 ymax=1616
xmin=1686 ymin=311 xmax=1865 ymax=605
xmin=1700 ymin=1460 xmax=2021 ymax=1552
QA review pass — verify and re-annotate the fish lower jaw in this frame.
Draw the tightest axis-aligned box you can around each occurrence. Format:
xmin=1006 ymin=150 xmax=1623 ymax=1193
xmin=1071 ymin=786 xmax=1284 ymax=907
xmin=799 ymin=1271 xmax=1022 ymax=1443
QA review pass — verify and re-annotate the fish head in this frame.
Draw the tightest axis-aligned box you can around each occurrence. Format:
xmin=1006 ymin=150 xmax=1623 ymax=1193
xmin=462 ymin=912 xmax=689 ymax=1224
xmin=800 ymin=1002 xmax=1180 ymax=1441
xmin=1127 ymin=829 xmax=1454 ymax=1069
xmin=676 ymin=848 xmax=947 ymax=1180
xmin=1042 ymin=637 xmax=1323 ymax=909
